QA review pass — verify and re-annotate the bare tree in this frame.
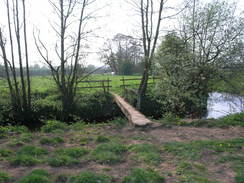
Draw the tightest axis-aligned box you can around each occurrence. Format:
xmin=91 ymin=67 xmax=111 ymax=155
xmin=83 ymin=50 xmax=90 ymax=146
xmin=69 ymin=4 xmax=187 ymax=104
xmin=0 ymin=0 xmax=32 ymax=120
xmin=34 ymin=0 xmax=96 ymax=121
xmin=129 ymin=0 xmax=166 ymax=110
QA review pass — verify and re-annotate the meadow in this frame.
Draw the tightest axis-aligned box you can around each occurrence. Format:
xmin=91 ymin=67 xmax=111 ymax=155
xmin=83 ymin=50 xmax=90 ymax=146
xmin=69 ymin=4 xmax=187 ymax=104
xmin=0 ymin=75 xmax=157 ymax=96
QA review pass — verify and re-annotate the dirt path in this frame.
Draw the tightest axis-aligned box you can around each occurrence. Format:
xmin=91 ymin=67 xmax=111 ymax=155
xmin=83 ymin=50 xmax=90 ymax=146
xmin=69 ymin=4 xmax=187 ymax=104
xmin=116 ymin=126 xmax=244 ymax=143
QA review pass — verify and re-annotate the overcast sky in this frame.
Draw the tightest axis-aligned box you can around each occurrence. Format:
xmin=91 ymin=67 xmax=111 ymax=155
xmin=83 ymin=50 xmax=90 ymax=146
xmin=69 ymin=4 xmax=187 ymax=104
xmin=0 ymin=0 xmax=243 ymax=67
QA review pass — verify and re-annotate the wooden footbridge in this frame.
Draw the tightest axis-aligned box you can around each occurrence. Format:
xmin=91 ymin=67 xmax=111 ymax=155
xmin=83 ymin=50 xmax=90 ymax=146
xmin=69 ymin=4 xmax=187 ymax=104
xmin=112 ymin=93 xmax=153 ymax=127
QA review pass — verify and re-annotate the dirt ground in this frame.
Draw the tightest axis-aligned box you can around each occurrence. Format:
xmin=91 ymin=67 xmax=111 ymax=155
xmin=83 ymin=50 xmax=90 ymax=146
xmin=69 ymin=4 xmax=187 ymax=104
xmin=1 ymin=123 xmax=244 ymax=183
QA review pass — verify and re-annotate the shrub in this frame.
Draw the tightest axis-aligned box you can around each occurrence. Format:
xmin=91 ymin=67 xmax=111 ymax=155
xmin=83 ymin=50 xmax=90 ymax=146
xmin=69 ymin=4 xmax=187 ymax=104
xmin=41 ymin=120 xmax=68 ymax=133
xmin=92 ymin=143 xmax=127 ymax=164
xmin=74 ymin=92 xmax=122 ymax=122
xmin=55 ymin=147 xmax=89 ymax=158
xmin=68 ymin=171 xmax=112 ymax=183
xmin=123 ymin=168 xmax=165 ymax=183
xmin=16 ymin=169 xmax=50 ymax=183
xmin=0 ymin=171 xmax=10 ymax=183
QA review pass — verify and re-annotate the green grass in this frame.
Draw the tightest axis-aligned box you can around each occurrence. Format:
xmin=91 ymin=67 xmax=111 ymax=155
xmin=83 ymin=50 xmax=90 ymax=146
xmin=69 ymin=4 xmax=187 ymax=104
xmin=41 ymin=120 xmax=68 ymax=133
xmin=48 ymin=147 xmax=89 ymax=167
xmin=0 ymin=171 xmax=11 ymax=183
xmin=40 ymin=136 xmax=64 ymax=145
xmin=129 ymin=143 xmax=162 ymax=165
xmin=91 ymin=142 xmax=127 ymax=164
xmin=176 ymin=161 xmax=218 ymax=183
xmin=68 ymin=171 xmax=113 ymax=183
xmin=0 ymin=149 xmax=12 ymax=157
xmin=123 ymin=168 xmax=165 ymax=183
xmin=16 ymin=169 xmax=50 ymax=183
xmin=95 ymin=135 xmax=110 ymax=143
xmin=8 ymin=145 xmax=48 ymax=166
xmin=164 ymin=138 xmax=244 ymax=160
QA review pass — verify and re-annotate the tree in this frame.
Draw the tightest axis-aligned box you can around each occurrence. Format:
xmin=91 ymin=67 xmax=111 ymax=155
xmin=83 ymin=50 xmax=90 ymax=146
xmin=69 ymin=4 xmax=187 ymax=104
xmin=155 ymin=0 xmax=243 ymax=117
xmin=130 ymin=0 xmax=168 ymax=109
xmin=180 ymin=0 xmax=243 ymax=96
xmin=35 ymin=0 xmax=96 ymax=121
xmin=0 ymin=0 xmax=32 ymax=124
xmin=101 ymin=33 xmax=143 ymax=75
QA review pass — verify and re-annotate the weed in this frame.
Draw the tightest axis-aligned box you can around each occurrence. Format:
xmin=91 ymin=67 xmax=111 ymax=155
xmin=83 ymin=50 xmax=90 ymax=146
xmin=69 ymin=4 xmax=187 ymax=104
xmin=95 ymin=135 xmax=110 ymax=143
xmin=176 ymin=161 xmax=218 ymax=183
xmin=123 ymin=168 xmax=165 ymax=183
xmin=164 ymin=138 xmax=244 ymax=160
xmin=41 ymin=120 xmax=68 ymax=133
xmin=0 ymin=171 xmax=10 ymax=183
xmin=9 ymin=155 xmax=42 ymax=166
xmin=54 ymin=174 xmax=69 ymax=183
xmin=17 ymin=145 xmax=48 ymax=156
xmin=56 ymin=147 xmax=89 ymax=158
xmin=0 ymin=149 xmax=12 ymax=157
xmin=92 ymin=143 xmax=127 ymax=164
xmin=48 ymin=155 xmax=79 ymax=167
xmin=16 ymin=169 xmax=50 ymax=183
xmin=70 ymin=122 xmax=86 ymax=131
xmin=129 ymin=143 xmax=162 ymax=165
xmin=68 ymin=171 xmax=112 ymax=183
xmin=40 ymin=137 xmax=64 ymax=145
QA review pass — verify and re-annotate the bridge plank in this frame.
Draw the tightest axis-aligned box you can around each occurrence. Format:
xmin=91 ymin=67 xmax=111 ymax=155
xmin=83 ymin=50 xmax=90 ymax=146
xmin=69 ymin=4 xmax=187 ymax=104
xmin=112 ymin=93 xmax=152 ymax=127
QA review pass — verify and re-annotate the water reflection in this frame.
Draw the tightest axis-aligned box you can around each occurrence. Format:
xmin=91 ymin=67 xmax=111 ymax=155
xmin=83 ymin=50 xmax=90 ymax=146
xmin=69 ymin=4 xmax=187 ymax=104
xmin=206 ymin=92 xmax=244 ymax=119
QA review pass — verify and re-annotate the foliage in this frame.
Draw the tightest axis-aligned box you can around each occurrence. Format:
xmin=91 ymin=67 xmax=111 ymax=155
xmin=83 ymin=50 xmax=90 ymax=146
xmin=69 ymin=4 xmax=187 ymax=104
xmin=68 ymin=171 xmax=112 ymax=183
xmin=91 ymin=143 xmax=127 ymax=164
xmin=123 ymin=168 xmax=165 ymax=183
xmin=75 ymin=92 xmax=122 ymax=122
xmin=16 ymin=169 xmax=50 ymax=183
xmin=155 ymin=32 xmax=209 ymax=118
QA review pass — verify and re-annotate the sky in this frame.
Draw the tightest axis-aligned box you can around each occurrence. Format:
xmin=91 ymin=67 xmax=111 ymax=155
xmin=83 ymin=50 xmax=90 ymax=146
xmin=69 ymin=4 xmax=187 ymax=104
xmin=0 ymin=0 xmax=243 ymax=67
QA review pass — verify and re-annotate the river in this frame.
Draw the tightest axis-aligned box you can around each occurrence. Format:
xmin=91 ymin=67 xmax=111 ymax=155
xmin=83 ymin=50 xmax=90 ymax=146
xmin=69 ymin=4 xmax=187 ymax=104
xmin=206 ymin=92 xmax=244 ymax=119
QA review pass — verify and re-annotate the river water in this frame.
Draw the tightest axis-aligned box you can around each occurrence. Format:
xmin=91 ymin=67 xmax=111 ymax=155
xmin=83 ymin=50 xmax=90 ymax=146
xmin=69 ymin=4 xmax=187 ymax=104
xmin=206 ymin=92 xmax=244 ymax=119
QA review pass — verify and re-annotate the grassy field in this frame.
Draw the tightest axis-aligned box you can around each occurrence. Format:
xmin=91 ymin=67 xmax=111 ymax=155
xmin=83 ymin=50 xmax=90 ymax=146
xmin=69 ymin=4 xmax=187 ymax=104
xmin=0 ymin=119 xmax=244 ymax=183
xmin=0 ymin=75 xmax=157 ymax=96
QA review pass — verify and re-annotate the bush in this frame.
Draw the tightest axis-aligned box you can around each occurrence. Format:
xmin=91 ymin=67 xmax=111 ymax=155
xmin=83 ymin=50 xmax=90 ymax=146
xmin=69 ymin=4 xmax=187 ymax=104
xmin=16 ymin=169 xmax=50 ymax=183
xmin=68 ymin=171 xmax=112 ymax=183
xmin=74 ymin=92 xmax=122 ymax=122
xmin=41 ymin=120 xmax=68 ymax=133
xmin=0 ymin=149 xmax=12 ymax=157
xmin=123 ymin=168 xmax=165 ymax=183
xmin=9 ymin=155 xmax=41 ymax=166
xmin=33 ymin=96 xmax=62 ymax=120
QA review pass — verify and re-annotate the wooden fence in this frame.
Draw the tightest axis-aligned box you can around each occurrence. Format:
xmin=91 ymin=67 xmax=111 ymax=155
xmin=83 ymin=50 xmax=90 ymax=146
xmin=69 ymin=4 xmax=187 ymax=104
xmin=78 ymin=76 xmax=159 ymax=93
xmin=78 ymin=79 xmax=111 ymax=93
